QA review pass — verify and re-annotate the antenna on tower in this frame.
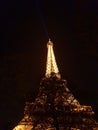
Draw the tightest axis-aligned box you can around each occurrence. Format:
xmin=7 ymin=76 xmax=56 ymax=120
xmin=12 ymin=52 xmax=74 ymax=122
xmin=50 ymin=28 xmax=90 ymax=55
xmin=49 ymin=38 xmax=51 ymax=42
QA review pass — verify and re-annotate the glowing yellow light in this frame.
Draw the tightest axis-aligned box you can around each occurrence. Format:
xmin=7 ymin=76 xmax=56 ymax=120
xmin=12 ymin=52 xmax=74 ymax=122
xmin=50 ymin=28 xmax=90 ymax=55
xmin=45 ymin=40 xmax=60 ymax=78
xmin=13 ymin=125 xmax=33 ymax=130
xmin=13 ymin=116 xmax=33 ymax=130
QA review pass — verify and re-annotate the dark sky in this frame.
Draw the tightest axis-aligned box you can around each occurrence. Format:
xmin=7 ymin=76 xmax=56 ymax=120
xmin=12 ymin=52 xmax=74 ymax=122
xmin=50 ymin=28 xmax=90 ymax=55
xmin=0 ymin=0 xmax=98 ymax=129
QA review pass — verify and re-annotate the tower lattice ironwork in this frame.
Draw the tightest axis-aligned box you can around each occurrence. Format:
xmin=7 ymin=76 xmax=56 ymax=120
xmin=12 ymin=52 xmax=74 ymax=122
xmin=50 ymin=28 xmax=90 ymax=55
xmin=13 ymin=40 xmax=98 ymax=130
xmin=45 ymin=40 xmax=60 ymax=78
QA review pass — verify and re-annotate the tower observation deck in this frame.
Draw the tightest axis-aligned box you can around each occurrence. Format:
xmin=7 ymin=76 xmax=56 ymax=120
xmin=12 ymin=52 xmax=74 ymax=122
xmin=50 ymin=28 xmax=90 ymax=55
xmin=13 ymin=40 xmax=98 ymax=130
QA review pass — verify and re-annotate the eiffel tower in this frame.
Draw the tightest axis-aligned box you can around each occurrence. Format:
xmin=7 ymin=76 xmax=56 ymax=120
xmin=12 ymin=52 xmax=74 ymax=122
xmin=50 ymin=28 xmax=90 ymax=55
xmin=13 ymin=40 xmax=98 ymax=130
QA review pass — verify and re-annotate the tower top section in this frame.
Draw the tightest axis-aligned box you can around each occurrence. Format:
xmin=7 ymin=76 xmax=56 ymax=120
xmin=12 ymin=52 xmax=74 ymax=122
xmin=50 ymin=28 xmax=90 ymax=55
xmin=47 ymin=39 xmax=53 ymax=47
xmin=45 ymin=40 xmax=61 ymax=78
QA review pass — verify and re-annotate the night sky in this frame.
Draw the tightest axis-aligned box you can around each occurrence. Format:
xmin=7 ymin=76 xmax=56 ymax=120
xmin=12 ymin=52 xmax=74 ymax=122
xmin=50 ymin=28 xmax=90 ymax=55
xmin=0 ymin=0 xmax=98 ymax=129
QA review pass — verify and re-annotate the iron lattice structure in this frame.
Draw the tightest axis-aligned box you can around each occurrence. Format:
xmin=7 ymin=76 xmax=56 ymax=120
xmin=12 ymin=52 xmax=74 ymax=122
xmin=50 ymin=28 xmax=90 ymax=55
xmin=13 ymin=40 xmax=98 ymax=130
xmin=45 ymin=40 xmax=60 ymax=78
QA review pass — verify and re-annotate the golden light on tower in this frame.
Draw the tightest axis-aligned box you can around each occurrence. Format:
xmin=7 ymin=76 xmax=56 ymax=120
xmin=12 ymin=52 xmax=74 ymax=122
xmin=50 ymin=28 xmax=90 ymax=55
xmin=13 ymin=115 xmax=34 ymax=130
xmin=12 ymin=40 xmax=98 ymax=130
xmin=45 ymin=39 xmax=60 ymax=78
xmin=13 ymin=125 xmax=33 ymax=130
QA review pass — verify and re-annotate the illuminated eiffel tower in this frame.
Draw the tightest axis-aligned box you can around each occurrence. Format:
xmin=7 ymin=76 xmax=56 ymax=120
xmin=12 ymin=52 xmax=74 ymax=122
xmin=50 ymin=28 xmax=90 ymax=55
xmin=13 ymin=40 xmax=98 ymax=130
xmin=45 ymin=40 xmax=60 ymax=79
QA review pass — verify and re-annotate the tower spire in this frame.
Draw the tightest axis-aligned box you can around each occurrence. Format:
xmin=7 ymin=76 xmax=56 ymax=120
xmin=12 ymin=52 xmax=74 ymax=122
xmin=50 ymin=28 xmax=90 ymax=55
xmin=45 ymin=40 xmax=61 ymax=78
